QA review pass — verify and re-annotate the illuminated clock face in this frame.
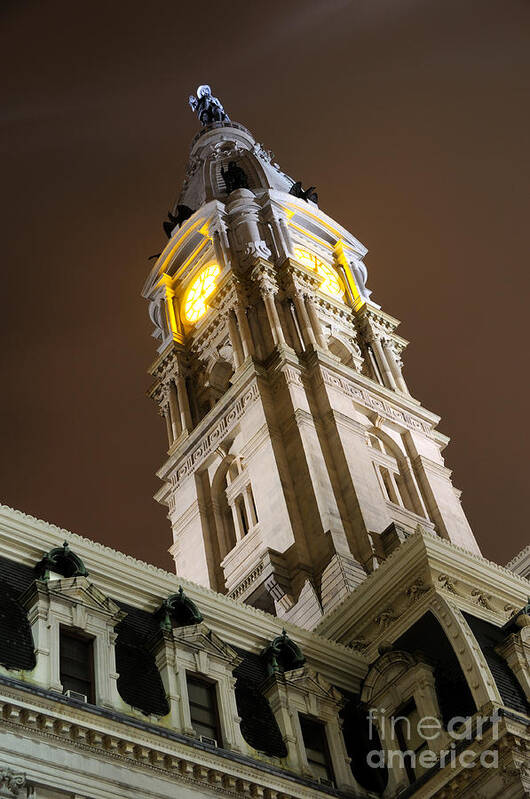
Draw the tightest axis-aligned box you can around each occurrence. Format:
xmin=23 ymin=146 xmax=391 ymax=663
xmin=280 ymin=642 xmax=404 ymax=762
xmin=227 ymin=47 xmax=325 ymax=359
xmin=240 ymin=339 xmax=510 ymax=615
xmin=293 ymin=247 xmax=343 ymax=298
xmin=183 ymin=264 xmax=220 ymax=322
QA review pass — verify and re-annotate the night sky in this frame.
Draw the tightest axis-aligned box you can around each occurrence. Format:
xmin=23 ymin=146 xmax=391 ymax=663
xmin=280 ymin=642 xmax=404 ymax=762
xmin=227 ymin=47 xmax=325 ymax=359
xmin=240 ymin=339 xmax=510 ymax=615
xmin=2 ymin=1 xmax=528 ymax=571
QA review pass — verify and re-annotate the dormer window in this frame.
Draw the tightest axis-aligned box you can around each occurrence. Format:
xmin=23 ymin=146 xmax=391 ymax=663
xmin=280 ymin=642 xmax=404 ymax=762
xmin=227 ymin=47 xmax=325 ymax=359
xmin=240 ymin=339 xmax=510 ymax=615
xmin=22 ymin=543 xmax=125 ymax=710
xmin=59 ymin=628 xmax=95 ymax=703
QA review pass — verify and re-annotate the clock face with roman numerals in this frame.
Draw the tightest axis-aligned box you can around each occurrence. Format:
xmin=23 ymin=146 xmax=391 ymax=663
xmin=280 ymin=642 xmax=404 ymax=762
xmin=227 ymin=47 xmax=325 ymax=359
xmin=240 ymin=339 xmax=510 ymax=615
xmin=294 ymin=247 xmax=344 ymax=298
xmin=183 ymin=264 xmax=220 ymax=322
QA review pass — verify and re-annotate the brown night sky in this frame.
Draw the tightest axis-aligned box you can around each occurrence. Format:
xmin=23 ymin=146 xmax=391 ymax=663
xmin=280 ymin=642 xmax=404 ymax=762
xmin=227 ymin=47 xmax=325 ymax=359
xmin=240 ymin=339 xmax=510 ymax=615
xmin=1 ymin=1 xmax=529 ymax=572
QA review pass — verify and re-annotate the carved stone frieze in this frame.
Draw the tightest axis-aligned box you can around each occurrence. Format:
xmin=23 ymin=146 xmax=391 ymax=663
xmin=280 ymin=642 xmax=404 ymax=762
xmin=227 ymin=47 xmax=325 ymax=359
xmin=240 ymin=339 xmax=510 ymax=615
xmin=0 ymin=769 xmax=29 ymax=798
xmin=170 ymin=382 xmax=260 ymax=486
xmin=438 ymin=573 xmax=458 ymax=594
xmin=0 ymin=693 xmax=308 ymax=799
xmin=471 ymin=589 xmax=493 ymax=610
xmin=374 ymin=607 xmax=398 ymax=629
xmin=319 ymin=367 xmax=431 ymax=433
xmin=406 ymin=577 xmax=430 ymax=604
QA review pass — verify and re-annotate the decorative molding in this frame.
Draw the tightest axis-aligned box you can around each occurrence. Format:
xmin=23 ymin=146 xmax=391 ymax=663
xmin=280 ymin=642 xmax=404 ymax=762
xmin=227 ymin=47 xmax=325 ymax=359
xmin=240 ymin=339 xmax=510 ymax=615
xmin=317 ymin=526 xmax=530 ymax=642
xmin=228 ymin=563 xmax=264 ymax=600
xmin=0 ymin=769 xmax=29 ymax=798
xmin=172 ymin=383 xmax=260 ymax=485
xmin=0 ymin=689 xmax=331 ymax=799
xmin=0 ymin=505 xmax=365 ymax=690
xmin=320 ymin=367 xmax=430 ymax=433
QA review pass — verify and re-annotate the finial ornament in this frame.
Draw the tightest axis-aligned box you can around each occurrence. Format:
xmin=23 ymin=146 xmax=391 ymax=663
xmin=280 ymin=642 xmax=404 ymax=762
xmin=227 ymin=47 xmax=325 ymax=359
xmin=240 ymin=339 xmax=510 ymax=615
xmin=188 ymin=85 xmax=230 ymax=126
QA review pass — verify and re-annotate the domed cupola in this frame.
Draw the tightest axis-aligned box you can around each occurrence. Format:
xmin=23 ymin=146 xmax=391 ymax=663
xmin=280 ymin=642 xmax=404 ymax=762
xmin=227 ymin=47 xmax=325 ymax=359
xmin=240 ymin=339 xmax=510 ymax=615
xmin=177 ymin=121 xmax=296 ymax=211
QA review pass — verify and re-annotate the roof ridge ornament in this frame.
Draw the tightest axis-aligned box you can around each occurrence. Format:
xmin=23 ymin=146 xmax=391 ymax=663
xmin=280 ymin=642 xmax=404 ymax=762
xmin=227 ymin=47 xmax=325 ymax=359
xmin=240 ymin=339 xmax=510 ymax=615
xmin=155 ymin=585 xmax=204 ymax=630
xmin=34 ymin=540 xmax=88 ymax=580
xmin=262 ymin=629 xmax=306 ymax=676
xmin=188 ymin=85 xmax=230 ymax=127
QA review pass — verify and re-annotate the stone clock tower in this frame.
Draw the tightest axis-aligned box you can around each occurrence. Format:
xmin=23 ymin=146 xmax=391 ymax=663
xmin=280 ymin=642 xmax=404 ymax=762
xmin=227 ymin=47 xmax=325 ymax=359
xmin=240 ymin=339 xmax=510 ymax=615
xmin=143 ymin=86 xmax=480 ymax=626
xmin=0 ymin=84 xmax=528 ymax=799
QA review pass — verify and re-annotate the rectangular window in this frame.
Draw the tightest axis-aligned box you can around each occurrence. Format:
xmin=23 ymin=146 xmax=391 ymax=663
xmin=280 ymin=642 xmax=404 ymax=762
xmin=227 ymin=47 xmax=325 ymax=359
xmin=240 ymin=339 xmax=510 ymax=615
xmin=394 ymin=699 xmax=428 ymax=783
xmin=236 ymin=495 xmax=249 ymax=536
xmin=60 ymin=629 xmax=94 ymax=702
xmin=187 ymin=675 xmax=221 ymax=745
xmin=299 ymin=715 xmax=334 ymax=784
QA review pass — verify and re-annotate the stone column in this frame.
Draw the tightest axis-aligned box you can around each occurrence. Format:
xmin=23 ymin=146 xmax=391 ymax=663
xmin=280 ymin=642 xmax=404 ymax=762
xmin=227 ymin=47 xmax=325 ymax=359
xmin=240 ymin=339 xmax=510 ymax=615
xmin=176 ymin=373 xmax=192 ymax=433
xmin=326 ymin=716 xmax=359 ymax=792
xmin=279 ymin=216 xmax=293 ymax=258
xmin=168 ymin=381 xmax=182 ymax=440
xmin=384 ymin=342 xmax=409 ymax=394
xmin=285 ymin=300 xmax=304 ymax=352
xmin=175 ymin=662 xmax=195 ymax=735
xmin=377 ymin=714 xmax=409 ymax=795
xmin=305 ymin=295 xmax=328 ymax=350
xmin=217 ymin=675 xmax=245 ymax=752
xmin=293 ymin=293 xmax=317 ymax=348
xmin=230 ymin=500 xmax=243 ymax=542
xmin=265 ymin=688 xmax=303 ymax=772
xmin=152 ymin=632 xmax=181 ymax=730
xmin=234 ymin=305 xmax=254 ymax=359
xmin=242 ymin=486 xmax=255 ymax=530
xmin=162 ymin=402 xmax=173 ymax=446
xmin=372 ymin=336 xmax=398 ymax=391
xmin=245 ymin=485 xmax=258 ymax=525
xmin=263 ymin=289 xmax=286 ymax=347
xmin=227 ymin=310 xmax=244 ymax=369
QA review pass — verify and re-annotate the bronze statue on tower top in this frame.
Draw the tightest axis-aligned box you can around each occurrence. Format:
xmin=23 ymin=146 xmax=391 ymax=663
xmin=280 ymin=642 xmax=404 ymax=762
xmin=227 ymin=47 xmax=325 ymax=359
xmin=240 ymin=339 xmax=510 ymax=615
xmin=189 ymin=85 xmax=230 ymax=126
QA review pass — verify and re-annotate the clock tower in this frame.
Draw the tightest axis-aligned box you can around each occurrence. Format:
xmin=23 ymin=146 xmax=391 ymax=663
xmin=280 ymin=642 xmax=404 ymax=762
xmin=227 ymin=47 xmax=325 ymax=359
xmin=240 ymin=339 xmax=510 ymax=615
xmin=143 ymin=87 xmax=480 ymax=626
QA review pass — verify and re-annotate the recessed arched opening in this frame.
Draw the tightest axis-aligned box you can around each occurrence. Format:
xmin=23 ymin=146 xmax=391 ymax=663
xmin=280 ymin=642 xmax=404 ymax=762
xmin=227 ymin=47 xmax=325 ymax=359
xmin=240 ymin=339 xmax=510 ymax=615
xmin=367 ymin=428 xmax=423 ymax=516
xmin=211 ymin=457 xmax=238 ymax=559
xmin=327 ymin=335 xmax=357 ymax=368
xmin=211 ymin=454 xmax=260 ymax=562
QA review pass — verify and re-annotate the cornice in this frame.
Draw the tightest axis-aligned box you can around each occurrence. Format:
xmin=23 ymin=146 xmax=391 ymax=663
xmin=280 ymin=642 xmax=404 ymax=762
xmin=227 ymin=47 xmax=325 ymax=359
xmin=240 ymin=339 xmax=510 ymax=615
xmin=0 ymin=677 xmax=350 ymax=799
xmin=506 ymin=545 xmax=530 ymax=574
xmin=316 ymin=529 xmax=530 ymax=643
xmin=0 ymin=504 xmax=365 ymax=688
xmin=155 ymin=362 xmax=259 ymax=487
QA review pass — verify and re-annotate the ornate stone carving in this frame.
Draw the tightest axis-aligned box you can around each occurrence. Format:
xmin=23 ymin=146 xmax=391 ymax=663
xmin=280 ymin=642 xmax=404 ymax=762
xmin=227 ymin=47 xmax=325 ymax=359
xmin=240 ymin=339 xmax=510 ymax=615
xmin=251 ymin=142 xmax=274 ymax=163
xmin=238 ymin=241 xmax=272 ymax=266
xmin=471 ymin=588 xmax=493 ymax=609
xmin=438 ymin=573 xmax=458 ymax=593
xmin=320 ymin=367 xmax=430 ymax=433
xmin=406 ymin=577 xmax=430 ymax=604
xmin=374 ymin=607 xmax=398 ymax=629
xmin=350 ymin=638 xmax=369 ymax=654
xmin=0 ymin=770 xmax=28 ymax=797
xmin=172 ymin=383 xmax=260 ymax=485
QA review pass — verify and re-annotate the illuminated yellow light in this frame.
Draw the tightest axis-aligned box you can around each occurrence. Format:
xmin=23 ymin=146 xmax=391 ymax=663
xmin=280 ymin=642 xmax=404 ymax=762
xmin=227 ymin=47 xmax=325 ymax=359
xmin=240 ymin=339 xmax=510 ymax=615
xmin=293 ymin=247 xmax=343 ymax=298
xmin=183 ymin=264 xmax=220 ymax=322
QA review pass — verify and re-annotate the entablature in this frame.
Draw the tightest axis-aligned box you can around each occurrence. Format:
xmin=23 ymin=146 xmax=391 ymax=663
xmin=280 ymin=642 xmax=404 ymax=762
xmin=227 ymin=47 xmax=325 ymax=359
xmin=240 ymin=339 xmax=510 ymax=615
xmin=316 ymin=528 xmax=530 ymax=652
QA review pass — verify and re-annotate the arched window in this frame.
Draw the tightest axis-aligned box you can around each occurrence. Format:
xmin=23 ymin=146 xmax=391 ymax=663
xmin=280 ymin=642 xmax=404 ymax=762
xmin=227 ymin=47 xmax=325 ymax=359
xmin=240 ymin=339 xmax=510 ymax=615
xmin=212 ymin=456 xmax=259 ymax=561
xmin=224 ymin=456 xmax=259 ymax=540
xmin=367 ymin=430 xmax=424 ymax=517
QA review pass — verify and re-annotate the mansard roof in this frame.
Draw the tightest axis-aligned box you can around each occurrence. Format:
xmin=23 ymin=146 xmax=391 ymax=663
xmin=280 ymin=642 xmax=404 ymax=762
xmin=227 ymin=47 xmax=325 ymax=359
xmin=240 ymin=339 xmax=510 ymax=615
xmin=0 ymin=558 xmax=35 ymax=672
xmin=464 ymin=612 xmax=529 ymax=716
xmin=0 ymin=553 xmax=286 ymax=756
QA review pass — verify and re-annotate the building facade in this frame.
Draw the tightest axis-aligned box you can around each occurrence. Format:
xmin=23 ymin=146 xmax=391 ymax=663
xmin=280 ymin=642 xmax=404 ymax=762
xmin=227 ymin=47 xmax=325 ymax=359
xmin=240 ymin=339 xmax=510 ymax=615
xmin=0 ymin=88 xmax=529 ymax=798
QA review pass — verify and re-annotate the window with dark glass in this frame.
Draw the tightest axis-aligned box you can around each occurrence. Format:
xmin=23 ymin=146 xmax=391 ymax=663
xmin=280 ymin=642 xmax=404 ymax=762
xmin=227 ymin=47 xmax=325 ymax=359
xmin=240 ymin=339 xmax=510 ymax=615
xmin=236 ymin=495 xmax=249 ymax=536
xmin=187 ymin=675 xmax=221 ymax=744
xmin=60 ymin=629 xmax=94 ymax=702
xmin=299 ymin=715 xmax=334 ymax=784
xmin=394 ymin=699 xmax=428 ymax=784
